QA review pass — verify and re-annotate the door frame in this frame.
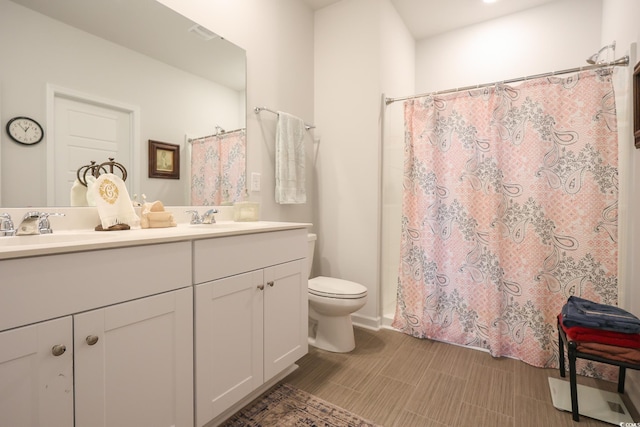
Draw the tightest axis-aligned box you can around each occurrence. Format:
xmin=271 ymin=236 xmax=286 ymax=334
xmin=46 ymin=84 xmax=140 ymax=206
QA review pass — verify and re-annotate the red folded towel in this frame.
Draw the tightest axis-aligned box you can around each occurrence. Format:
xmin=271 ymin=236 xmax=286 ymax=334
xmin=559 ymin=314 xmax=640 ymax=349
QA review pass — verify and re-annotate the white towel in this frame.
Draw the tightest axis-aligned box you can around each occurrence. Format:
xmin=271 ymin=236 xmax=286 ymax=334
xmin=90 ymin=173 xmax=139 ymax=229
xmin=275 ymin=111 xmax=306 ymax=204
xmin=85 ymin=175 xmax=97 ymax=206
xmin=70 ymin=179 xmax=88 ymax=207
xmin=69 ymin=175 xmax=96 ymax=207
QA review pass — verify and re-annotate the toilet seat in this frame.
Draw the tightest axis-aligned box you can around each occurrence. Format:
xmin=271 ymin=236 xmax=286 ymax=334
xmin=308 ymin=276 xmax=367 ymax=299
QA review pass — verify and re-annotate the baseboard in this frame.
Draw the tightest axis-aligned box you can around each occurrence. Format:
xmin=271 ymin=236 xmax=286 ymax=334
xmin=381 ymin=313 xmax=395 ymax=328
xmin=351 ymin=313 xmax=380 ymax=330
xmin=206 ymin=364 xmax=299 ymax=427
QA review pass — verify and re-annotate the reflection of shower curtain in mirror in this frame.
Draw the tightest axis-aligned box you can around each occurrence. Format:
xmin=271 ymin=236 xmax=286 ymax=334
xmin=190 ymin=131 xmax=246 ymax=205
xmin=393 ymin=70 xmax=619 ymax=378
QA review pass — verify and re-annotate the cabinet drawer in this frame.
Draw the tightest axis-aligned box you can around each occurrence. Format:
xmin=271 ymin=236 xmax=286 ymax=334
xmin=193 ymin=229 xmax=306 ymax=284
xmin=0 ymin=241 xmax=192 ymax=331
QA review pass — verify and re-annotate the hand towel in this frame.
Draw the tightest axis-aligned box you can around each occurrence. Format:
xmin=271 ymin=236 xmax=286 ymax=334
xmin=85 ymin=175 xmax=97 ymax=206
xmin=90 ymin=173 xmax=139 ymax=229
xmin=70 ymin=179 xmax=89 ymax=207
xmin=275 ymin=111 xmax=306 ymax=204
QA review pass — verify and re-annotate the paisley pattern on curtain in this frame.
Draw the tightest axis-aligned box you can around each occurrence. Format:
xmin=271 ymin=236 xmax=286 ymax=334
xmin=392 ymin=70 xmax=619 ymax=377
xmin=190 ymin=131 xmax=246 ymax=205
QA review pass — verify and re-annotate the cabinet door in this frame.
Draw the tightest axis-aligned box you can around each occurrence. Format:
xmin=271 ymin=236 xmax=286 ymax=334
xmin=195 ymin=270 xmax=264 ymax=427
xmin=0 ymin=316 xmax=73 ymax=427
xmin=264 ymin=259 xmax=308 ymax=381
xmin=74 ymin=288 xmax=193 ymax=427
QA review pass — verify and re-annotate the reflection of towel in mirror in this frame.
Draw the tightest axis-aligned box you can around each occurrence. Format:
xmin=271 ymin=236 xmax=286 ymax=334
xmin=275 ymin=111 xmax=306 ymax=204
xmin=85 ymin=175 xmax=97 ymax=206
xmin=70 ymin=175 xmax=96 ymax=207
xmin=90 ymin=173 xmax=139 ymax=229
xmin=70 ymin=179 xmax=88 ymax=207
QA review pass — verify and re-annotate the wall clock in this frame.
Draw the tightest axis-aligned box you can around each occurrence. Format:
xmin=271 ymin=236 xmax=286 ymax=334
xmin=6 ymin=116 xmax=44 ymax=145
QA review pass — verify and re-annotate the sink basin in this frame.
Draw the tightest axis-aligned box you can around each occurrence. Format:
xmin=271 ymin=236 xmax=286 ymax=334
xmin=0 ymin=232 xmax=116 ymax=247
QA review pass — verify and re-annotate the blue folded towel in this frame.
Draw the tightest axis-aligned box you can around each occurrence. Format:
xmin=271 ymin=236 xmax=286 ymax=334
xmin=561 ymin=296 xmax=640 ymax=334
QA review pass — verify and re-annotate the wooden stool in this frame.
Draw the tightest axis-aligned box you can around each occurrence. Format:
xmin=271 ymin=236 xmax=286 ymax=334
xmin=557 ymin=319 xmax=640 ymax=421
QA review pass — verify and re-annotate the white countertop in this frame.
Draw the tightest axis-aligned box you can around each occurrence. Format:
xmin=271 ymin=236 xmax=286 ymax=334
xmin=0 ymin=221 xmax=311 ymax=260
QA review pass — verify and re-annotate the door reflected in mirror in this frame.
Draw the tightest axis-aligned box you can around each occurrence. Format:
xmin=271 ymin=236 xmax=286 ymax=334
xmin=0 ymin=0 xmax=247 ymax=208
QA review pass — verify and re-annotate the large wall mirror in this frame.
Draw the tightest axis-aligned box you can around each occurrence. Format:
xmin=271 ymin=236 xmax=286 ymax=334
xmin=0 ymin=0 xmax=247 ymax=207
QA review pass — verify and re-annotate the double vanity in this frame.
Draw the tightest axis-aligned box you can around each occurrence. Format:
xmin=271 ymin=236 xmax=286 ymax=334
xmin=0 ymin=210 xmax=310 ymax=427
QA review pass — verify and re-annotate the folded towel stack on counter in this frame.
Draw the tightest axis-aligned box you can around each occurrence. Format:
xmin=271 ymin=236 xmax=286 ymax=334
xmin=559 ymin=296 xmax=640 ymax=364
xmin=140 ymin=200 xmax=176 ymax=229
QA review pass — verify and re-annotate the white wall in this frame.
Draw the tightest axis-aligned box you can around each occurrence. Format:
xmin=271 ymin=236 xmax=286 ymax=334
xmin=600 ymin=0 xmax=640 ymax=406
xmin=380 ymin=1 xmax=415 ymax=322
xmin=0 ymin=0 xmax=243 ymax=207
xmin=157 ymin=0 xmax=316 ymax=226
xmin=308 ymin=0 xmax=413 ymax=326
xmin=161 ymin=0 xmax=411 ymax=327
xmin=314 ymin=0 xmax=383 ymax=325
xmin=600 ymin=0 xmax=640 ymax=328
xmin=415 ymin=0 xmax=603 ymax=93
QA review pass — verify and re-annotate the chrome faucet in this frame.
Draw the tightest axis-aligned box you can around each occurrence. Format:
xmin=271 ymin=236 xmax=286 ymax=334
xmin=0 ymin=213 xmax=16 ymax=236
xmin=38 ymin=212 xmax=65 ymax=234
xmin=185 ymin=210 xmax=202 ymax=224
xmin=16 ymin=212 xmax=65 ymax=235
xmin=185 ymin=209 xmax=218 ymax=224
xmin=202 ymin=209 xmax=218 ymax=224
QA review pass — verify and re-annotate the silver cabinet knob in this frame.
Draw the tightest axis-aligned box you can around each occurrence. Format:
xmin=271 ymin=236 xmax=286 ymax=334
xmin=86 ymin=335 xmax=99 ymax=346
xmin=257 ymin=284 xmax=264 ymax=290
xmin=51 ymin=344 xmax=66 ymax=356
xmin=267 ymin=281 xmax=274 ymax=287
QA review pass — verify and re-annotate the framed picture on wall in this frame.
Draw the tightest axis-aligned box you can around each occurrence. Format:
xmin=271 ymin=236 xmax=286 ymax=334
xmin=149 ymin=140 xmax=180 ymax=179
xmin=634 ymin=60 xmax=640 ymax=148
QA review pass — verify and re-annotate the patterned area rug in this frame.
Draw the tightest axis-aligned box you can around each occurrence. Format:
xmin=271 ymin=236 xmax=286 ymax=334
xmin=220 ymin=383 xmax=381 ymax=427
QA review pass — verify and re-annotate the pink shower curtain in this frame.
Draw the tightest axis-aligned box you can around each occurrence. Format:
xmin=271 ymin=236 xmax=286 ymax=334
xmin=191 ymin=131 xmax=246 ymax=205
xmin=392 ymin=70 xmax=619 ymax=377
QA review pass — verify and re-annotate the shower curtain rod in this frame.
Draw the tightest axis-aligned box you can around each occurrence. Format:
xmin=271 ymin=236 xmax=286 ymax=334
xmin=188 ymin=127 xmax=245 ymax=143
xmin=385 ymin=55 xmax=630 ymax=105
xmin=254 ymin=106 xmax=315 ymax=130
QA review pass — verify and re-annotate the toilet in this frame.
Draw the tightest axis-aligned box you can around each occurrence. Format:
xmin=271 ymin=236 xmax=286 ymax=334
xmin=307 ymin=233 xmax=368 ymax=353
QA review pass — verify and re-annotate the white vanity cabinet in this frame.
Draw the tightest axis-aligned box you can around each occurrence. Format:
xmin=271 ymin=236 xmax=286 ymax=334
xmin=74 ymin=287 xmax=193 ymax=427
xmin=193 ymin=229 xmax=308 ymax=426
xmin=0 ymin=241 xmax=193 ymax=427
xmin=0 ymin=316 xmax=73 ymax=427
xmin=0 ymin=221 xmax=310 ymax=427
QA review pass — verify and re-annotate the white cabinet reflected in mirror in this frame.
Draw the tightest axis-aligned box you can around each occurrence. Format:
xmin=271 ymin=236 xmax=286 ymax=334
xmin=0 ymin=0 xmax=246 ymax=208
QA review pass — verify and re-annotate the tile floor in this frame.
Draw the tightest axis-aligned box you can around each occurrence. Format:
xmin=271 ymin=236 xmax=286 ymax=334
xmin=285 ymin=327 xmax=639 ymax=427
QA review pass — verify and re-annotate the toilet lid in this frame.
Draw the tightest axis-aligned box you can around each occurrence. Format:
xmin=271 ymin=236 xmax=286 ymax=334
xmin=308 ymin=276 xmax=368 ymax=299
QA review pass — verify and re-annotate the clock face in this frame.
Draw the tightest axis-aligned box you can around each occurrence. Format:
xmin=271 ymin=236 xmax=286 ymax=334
xmin=6 ymin=116 xmax=44 ymax=145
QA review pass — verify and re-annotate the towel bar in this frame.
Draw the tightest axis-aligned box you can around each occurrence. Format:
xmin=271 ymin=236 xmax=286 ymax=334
xmin=254 ymin=106 xmax=315 ymax=130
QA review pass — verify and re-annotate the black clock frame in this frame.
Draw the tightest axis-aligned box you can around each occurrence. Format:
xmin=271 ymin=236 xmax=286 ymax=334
xmin=5 ymin=116 xmax=44 ymax=145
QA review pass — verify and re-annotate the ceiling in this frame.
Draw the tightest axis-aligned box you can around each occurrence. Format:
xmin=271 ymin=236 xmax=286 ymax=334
xmin=301 ymin=0 xmax=559 ymax=40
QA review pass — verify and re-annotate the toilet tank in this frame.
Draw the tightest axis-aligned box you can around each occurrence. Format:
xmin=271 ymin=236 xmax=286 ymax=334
xmin=307 ymin=233 xmax=317 ymax=279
